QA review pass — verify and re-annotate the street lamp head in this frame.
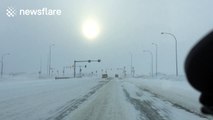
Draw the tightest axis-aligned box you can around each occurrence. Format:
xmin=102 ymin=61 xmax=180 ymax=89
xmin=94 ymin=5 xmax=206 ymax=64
xmin=152 ymin=43 xmax=158 ymax=46
xmin=161 ymin=32 xmax=164 ymax=34
xmin=6 ymin=53 xmax=10 ymax=56
xmin=98 ymin=59 xmax=101 ymax=62
xmin=50 ymin=44 xmax=55 ymax=47
xmin=2 ymin=53 xmax=10 ymax=57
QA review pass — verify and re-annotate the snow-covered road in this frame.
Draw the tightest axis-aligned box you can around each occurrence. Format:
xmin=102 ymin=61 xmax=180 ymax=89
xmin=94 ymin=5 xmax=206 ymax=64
xmin=0 ymin=77 xmax=212 ymax=120
xmin=65 ymin=79 xmax=210 ymax=120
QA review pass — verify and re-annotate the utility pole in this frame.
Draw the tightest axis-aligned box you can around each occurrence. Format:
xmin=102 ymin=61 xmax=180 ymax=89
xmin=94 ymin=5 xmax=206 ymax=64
xmin=1 ymin=53 xmax=10 ymax=78
xmin=152 ymin=43 xmax=158 ymax=76
xmin=48 ymin=44 xmax=54 ymax=76
xmin=39 ymin=57 xmax=42 ymax=78
xmin=130 ymin=53 xmax=133 ymax=77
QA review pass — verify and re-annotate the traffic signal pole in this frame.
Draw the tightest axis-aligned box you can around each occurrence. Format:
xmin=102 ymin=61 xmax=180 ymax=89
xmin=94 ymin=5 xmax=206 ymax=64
xmin=74 ymin=59 xmax=101 ymax=78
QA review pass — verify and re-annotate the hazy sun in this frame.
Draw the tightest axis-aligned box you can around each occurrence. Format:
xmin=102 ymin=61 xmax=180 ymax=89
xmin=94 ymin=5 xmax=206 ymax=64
xmin=82 ymin=19 xmax=100 ymax=40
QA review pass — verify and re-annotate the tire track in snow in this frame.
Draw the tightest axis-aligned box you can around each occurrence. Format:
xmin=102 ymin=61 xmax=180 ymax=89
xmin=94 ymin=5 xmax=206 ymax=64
xmin=122 ymin=82 xmax=210 ymax=120
xmin=122 ymin=88 xmax=167 ymax=120
xmin=135 ymin=85 xmax=209 ymax=119
xmin=46 ymin=80 xmax=109 ymax=120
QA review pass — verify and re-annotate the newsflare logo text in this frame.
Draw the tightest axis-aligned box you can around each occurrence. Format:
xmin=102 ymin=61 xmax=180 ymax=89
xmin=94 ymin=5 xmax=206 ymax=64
xmin=6 ymin=7 xmax=62 ymax=18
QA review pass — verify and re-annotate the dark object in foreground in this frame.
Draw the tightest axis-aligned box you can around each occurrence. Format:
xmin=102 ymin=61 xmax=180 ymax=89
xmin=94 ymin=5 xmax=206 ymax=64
xmin=185 ymin=31 xmax=213 ymax=115
xmin=102 ymin=74 xmax=108 ymax=78
xmin=115 ymin=74 xmax=119 ymax=78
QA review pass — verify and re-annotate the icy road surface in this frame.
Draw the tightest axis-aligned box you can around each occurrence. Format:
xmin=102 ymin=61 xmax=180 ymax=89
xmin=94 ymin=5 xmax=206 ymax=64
xmin=0 ymin=78 xmax=211 ymax=120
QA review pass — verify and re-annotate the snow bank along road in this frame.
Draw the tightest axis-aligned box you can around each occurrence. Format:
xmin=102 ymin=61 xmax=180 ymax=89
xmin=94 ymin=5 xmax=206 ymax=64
xmin=0 ymin=78 xmax=212 ymax=120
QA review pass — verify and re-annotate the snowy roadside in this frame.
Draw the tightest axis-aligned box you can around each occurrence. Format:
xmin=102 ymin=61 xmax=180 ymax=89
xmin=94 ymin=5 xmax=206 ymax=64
xmin=0 ymin=77 xmax=105 ymax=120
xmin=126 ymin=76 xmax=206 ymax=116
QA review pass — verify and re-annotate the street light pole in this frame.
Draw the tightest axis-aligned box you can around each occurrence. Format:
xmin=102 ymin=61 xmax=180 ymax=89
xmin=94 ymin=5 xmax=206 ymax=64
xmin=143 ymin=50 xmax=153 ymax=77
xmin=161 ymin=32 xmax=178 ymax=76
xmin=130 ymin=53 xmax=133 ymax=77
xmin=1 ymin=53 xmax=10 ymax=78
xmin=152 ymin=43 xmax=158 ymax=76
xmin=48 ymin=44 xmax=54 ymax=76
xmin=74 ymin=60 xmax=76 ymax=78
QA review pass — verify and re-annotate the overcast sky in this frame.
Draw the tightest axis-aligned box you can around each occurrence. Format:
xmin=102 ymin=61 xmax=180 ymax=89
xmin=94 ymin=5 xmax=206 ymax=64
xmin=0 ymin=0 xmax=213 ymax=76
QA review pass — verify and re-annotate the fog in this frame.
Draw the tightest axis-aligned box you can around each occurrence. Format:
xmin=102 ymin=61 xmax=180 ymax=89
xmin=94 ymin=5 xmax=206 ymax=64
xmin=0 ymin=0 xmax=213 ymax=76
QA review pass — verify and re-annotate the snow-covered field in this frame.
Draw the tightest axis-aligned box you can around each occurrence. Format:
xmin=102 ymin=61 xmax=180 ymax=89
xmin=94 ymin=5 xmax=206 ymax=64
xmin=0 ymin=75 xmax=212 ymax=120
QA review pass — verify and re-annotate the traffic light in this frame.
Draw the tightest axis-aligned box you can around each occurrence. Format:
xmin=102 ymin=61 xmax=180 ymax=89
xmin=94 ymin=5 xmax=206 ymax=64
xmin=88 ymin=60 xmax=91 ymax=63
